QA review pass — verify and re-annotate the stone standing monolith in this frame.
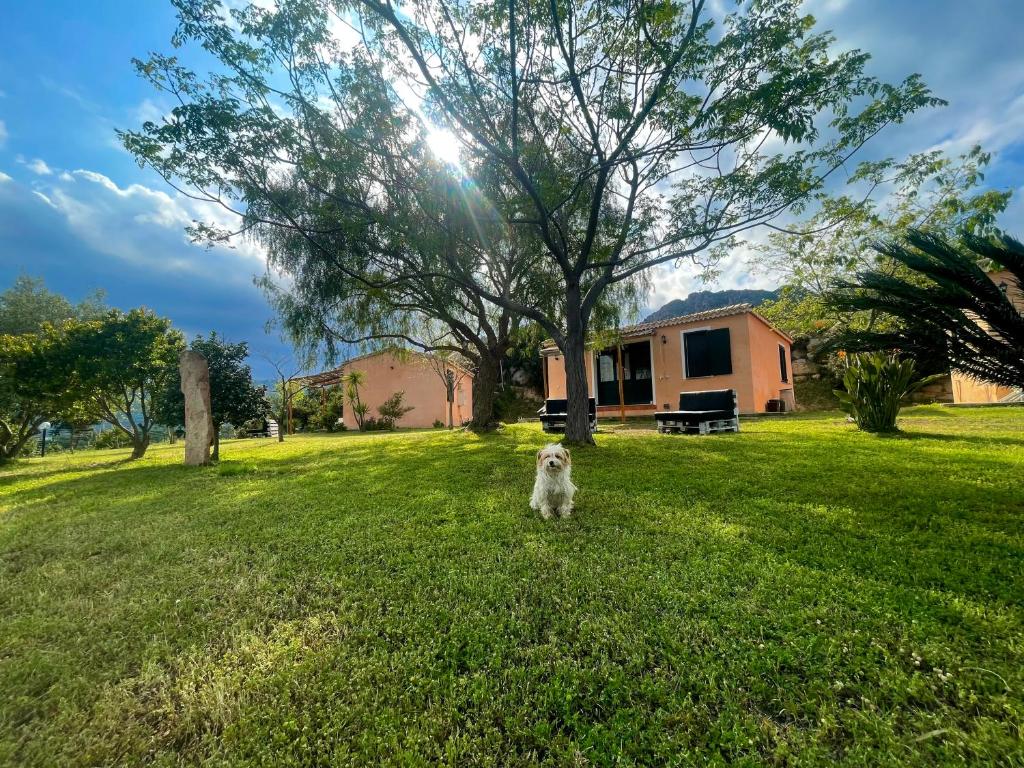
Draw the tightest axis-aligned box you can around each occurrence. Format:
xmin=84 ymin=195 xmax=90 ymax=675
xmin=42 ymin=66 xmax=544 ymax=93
xmin=179 ymin=350 xmax=215 ymax=466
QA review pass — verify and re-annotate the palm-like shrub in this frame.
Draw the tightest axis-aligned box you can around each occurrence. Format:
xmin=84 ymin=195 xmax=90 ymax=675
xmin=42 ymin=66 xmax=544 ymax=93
xmin=835 ymin=353 xmax=942 ymax=432
xmin=344 ymin=370 xmax=367 ymax=430
xmin=831 ymin=230 xmax=1024 ymax=389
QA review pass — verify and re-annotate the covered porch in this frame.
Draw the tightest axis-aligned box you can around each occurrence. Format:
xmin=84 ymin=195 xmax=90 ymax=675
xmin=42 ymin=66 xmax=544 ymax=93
xmin=542 ymin=338 xmax=657 ymax=420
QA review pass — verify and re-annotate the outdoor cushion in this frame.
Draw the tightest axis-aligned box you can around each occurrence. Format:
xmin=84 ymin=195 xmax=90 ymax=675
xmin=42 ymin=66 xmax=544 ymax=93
xmin=677 ymin=389 xmax=736 ymax=412
xmin=538 ymin=398 xmax=596 ymax=418
xmin=654 ymin=389 xmax=739 ymax=433
xmin=538 ymin=398 xmax=597 ymax=431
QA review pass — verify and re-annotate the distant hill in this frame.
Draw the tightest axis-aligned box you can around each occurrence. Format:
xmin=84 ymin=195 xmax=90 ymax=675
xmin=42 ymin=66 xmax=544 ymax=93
xmin=644 ymin=288 xmax=780 ymax=322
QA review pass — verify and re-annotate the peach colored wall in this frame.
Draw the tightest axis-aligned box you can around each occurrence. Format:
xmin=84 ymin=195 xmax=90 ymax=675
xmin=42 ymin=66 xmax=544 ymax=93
xmin=951 ymin=270 xmax=1021 ymax=404
xmin=543 ymin=352 xmax=591 ymax=400
xmin=745 ymin=314 xmax=796 ymax=412
xmin=951 ymin=374 xmax=1012 ymax=404
xmin=650 ymin=313 xmax=755 ymax=411
xmin=542 ymin=313 xmax=794 ymax=414
xmin=339 ymin=352 xmax=472 ymax=429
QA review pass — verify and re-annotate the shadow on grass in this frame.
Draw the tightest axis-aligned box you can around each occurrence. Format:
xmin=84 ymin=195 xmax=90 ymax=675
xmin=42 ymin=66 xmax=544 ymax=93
xmin=2 ymin=419 xmax=1022 ymax=765
xmin=6 ymin=422 xmax=1020 ymax=607
xmin=895 ymin=430 xmax=1024 ymax=447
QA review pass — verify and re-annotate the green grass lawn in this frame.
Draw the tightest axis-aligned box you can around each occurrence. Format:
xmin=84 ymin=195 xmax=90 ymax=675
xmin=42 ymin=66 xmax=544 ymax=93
xmin=1 ymin=408 xmax=1022 ymax=766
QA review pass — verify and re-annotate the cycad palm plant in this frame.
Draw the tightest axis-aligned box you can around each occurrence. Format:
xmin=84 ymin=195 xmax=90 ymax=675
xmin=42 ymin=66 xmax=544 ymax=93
xmin=835 ymin=353 xmax=943 ymax=432
xmin=831 ymin=230 xmax=1024 ymax=390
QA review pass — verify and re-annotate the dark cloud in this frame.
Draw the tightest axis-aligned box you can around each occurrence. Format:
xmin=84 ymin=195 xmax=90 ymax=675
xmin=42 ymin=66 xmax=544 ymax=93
xmin=0 ymin=173 xmax=293 ymax=378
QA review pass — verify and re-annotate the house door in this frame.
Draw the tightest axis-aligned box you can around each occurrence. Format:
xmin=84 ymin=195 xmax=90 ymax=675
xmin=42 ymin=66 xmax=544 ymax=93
xmin=595 ymin=341 xmax=654 ymax=405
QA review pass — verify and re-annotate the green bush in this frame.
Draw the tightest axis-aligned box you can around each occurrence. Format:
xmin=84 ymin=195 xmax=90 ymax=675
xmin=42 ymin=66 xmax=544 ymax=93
xmin=432 ymin=419 xmax=445 ymax=429
xmin=493 ymin=387 xmax=542 ymax=422
xmin=834 ymin=352 xmax=942 ymax=433
xmin=376 ymin=392 xmax=413 ymax=429
xmin=94 ymin=429 xmax=132 ymax=450
xmin=310 ymin=385 xmax=346 ymax=432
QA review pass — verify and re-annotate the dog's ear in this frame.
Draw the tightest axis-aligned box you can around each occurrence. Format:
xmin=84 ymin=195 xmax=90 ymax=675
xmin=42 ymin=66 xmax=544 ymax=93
xmin=562 ymin=447 xmax=571 ymax=465
xmin=536 ymin=449 xmax=544 ymax=467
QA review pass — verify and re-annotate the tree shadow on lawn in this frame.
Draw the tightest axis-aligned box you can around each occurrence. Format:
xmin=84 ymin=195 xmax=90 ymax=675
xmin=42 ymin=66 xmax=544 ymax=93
xmin=5 ymin=425 xmax=1021 ymax=606
xmin=3 ymin=426 xmax=1023 ymax=765
xmin=582 ymin=428 xmax=1022 ymax=605
xmin=893 ymin=430 xmax=1024 ymax=447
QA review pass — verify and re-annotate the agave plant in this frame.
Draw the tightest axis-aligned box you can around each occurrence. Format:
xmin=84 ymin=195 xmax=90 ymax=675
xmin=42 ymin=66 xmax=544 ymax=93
xmin=835 ymin=352 xmax=943 ymax=433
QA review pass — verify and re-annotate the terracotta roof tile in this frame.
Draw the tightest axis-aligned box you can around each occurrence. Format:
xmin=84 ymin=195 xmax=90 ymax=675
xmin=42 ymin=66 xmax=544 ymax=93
xmin=617 ymin=303 xmax=754 ymax=336
xmin=540 ymin=303 xmax=792 ymax=352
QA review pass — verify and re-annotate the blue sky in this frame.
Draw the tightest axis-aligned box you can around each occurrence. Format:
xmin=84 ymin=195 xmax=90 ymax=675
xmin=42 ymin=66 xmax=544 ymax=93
xmin=1 ymin=1 xmax=1023 ymax=377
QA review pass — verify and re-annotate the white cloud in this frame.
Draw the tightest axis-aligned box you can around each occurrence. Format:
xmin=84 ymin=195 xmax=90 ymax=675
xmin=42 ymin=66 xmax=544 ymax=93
xmin=32 ymin=190 xmax=57 ymax=208
xmin=134 ymin=98 xmax=170 ymax=126
xmin=325 ymin=10 xmax=363 ymax=53
xmin=25 ymin=158 xmax=54 ymax=176
xmin=0 ymin=119 xmax=7 ymax=146
xmin=644 ymin=0 xmax=1024 ymax=310
xmin=27 ymin=167 xmax=266 ymax=281
xmin=0 ymin=170 xmax=12 ymax=183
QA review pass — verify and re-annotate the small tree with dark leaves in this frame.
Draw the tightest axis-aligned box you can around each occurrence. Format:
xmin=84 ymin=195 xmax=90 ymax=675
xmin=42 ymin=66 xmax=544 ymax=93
xmin=377 ymin=392 xmax=415 ymax=430
xmin=60 ymin=309 xmax=184 ymax=460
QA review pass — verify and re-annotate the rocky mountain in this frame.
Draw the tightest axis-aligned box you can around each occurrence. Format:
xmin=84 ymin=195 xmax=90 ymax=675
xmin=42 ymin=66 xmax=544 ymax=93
xmin=644 ymin=288 xmax=780 ymax=322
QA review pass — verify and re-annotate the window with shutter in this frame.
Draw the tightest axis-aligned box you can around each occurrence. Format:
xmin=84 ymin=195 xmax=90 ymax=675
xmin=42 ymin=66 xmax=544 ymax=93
xmin=683 ymin=328 xmax=732 ymax=377
xmin=779 ymin=344 xmax=789 ymax=383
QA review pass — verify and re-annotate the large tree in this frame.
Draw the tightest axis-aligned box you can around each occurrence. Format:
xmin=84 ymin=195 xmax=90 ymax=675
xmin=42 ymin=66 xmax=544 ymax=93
xmin=831 ymin=230 xmax=1024 ymax=391
xmin=0 ymin=275 xmax=107 ymax=335
xmin=252 ymin=161 xmax=549 ymax=430
xmin=754 ymin=145 xmax=1012 ymax=338
xmin=125 ymin=0 xmax=938 ymax=442
xmin=153 ymin=333 xmax=268 ymax=460
xmin=0 ymin=332 xmax=82 ymax=460
xmin=0 ymin=277 xmax=107 ymax=459
xmin=60 ymin=309 xmax=185 ymax=460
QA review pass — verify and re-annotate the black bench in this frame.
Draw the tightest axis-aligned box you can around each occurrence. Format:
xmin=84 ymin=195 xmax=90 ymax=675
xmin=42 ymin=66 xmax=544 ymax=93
xmin=244 ymin=419 xmax=273 ymax=438
xmin=538 ymin=398 xmax=597 ymax=433
xmin=655 ymin=389 xmax=739 ymax=434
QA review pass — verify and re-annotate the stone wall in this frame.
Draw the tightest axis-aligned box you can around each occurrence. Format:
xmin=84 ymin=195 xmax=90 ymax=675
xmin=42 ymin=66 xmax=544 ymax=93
xmin=790 ymin=336 xmax=953 ymax=404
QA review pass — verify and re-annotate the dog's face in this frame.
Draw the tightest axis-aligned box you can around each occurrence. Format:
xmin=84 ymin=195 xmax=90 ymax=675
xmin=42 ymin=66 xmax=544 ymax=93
xmin=537 ymin=443 xmax=571 ymax=473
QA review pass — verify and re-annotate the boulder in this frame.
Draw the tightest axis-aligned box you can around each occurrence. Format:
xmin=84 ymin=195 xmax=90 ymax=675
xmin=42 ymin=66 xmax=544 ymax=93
xmin=792 ymin=358 xmax=821 ymax=378
xmin=179 ymin=350 xmax=215 ymax=466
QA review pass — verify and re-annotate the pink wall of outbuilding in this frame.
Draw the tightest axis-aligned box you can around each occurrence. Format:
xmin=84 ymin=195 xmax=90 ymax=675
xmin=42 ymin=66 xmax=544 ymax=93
xmin=338 ymin=352 xmax=472 ymax=429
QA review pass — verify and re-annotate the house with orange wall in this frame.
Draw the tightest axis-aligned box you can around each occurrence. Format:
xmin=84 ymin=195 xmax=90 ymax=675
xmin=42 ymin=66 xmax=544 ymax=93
xmin=951 ymin=269 xmax=1023 ymax=404
xmin=298 ymin=350 xmax=473 ymax=429
xmin=542 ymin=304 xmax=795 ymax=416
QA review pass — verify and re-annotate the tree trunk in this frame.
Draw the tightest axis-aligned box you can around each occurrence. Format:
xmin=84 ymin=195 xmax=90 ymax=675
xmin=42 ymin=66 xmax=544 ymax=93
xmin=0 ymin=424 xmax=31 ymax=460
xmin=562 ymin=334 xmax=594 ymax=444
xmin=211 ymin=428 xmax=220 ymax=462
xmin=130 ymin=431 xmax=151 ymax=460
xmin=470 ymin=351 xmax=501 ymax=431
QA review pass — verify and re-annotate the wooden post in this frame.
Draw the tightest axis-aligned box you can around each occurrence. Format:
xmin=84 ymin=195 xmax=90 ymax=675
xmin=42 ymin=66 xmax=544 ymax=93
xmin=616 ymin=344 xmax=626 ymax=423
xmin=541 ymin=354 xmax=549 ymax=399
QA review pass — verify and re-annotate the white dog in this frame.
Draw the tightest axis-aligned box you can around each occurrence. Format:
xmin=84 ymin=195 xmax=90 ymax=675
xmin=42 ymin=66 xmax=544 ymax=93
xmin=530 ymin=443 xmax=576 ymax=519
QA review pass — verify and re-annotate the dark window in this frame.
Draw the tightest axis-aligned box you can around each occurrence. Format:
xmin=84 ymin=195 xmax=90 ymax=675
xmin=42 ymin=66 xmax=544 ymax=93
xmin=684 ymin=328 xmax=732 ymax=377
xmin=779 ymin=344 xmax=789 ymax=383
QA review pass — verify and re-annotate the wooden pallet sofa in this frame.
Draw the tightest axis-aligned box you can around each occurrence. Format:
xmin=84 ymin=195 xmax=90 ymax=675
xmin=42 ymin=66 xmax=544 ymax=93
xmin=538 ymin=398 xmax=597 ymax=434
xmin=654 ymin=389 xmax=740 ymax=434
